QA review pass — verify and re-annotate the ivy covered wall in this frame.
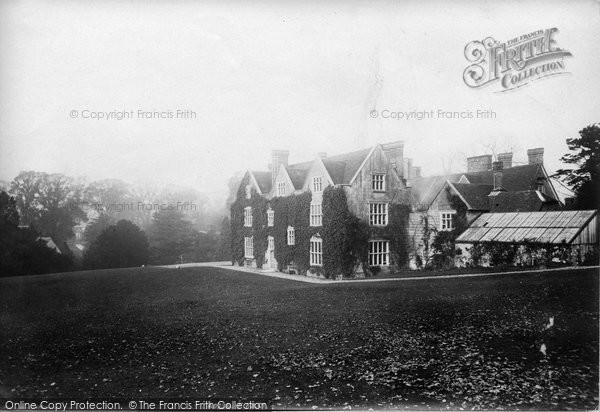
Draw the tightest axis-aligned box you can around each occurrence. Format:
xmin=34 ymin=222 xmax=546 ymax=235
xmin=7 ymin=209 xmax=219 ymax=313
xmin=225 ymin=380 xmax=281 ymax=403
xmin=231 ymin=178 xmax=412 ymax=277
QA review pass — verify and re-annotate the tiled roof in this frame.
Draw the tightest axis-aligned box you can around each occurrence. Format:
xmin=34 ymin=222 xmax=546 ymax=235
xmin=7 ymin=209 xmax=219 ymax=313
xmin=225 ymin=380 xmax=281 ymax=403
xmin=451 ymin=183 xmax=494 ymax=210
xmin=410 ymin=164 xmax=546 ymax=208
xmin=489 ymin=190 xmax=560 ymax=213
xmin=321 ymin=147 xmax=373 ymax=184
xmin=287 ymin=168 xmax=309 ymax=189
xmin=251 ymin=171 xmax=273 ymax=194
xmin=463 ymin=164 xmax=542 ymax=191
xmin=321 ymin=160 xmax=347 ymax=184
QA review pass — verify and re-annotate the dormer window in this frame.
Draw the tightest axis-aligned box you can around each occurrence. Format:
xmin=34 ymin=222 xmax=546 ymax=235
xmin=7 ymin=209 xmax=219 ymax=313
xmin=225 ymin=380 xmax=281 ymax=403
xmin=372 ymin=173 xmax=386 ymax=192
xmin=312 ymin=176 xmax=323 ymax=193
xmin=277 ymin=181 xmax=286 ymax=197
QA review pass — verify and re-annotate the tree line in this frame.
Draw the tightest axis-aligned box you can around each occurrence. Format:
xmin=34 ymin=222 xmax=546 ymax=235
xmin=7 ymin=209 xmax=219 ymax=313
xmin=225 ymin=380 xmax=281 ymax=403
xmin=0 ymin=173 xmax=234 ymax=276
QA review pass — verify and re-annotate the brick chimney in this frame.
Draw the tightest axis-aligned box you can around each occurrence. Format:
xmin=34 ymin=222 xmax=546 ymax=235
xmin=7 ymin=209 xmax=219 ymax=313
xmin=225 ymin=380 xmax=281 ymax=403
xmin=382 ymin=141 xmax=404 ymax=176
xmin=270 ymin=150 xmax=289 ymax=185
xmin=492 ymin=161 xmax=505 ymax=190
xmin=317 ymin=152 xmax=327 ymax=159
xmin=467 ymin=154 xmax=492 ymax=172
xmin=497 ymin=152 xmax=513 ymax=169
xmin=403 ymin=158 xmax=413 ymax=179
xmin=527 ymin=148 xmax=544 ymax=165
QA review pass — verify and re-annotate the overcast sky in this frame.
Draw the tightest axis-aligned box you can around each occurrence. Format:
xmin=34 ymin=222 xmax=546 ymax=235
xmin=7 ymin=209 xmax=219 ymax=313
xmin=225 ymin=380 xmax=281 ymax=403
xmin=1 ymin=0 xmax=599 ymax=202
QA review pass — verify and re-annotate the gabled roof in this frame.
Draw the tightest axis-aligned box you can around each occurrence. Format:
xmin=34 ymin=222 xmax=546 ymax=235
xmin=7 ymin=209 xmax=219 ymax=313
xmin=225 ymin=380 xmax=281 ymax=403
xmin=323 ymin=147 xmax=374 ymax=185
xmin=250 ymin=171 xmax=272 ymax=194
xmin=450 ymin=183 xmax=494 ymax=210
xmin=488 ymin=190 xmax=560 ymax=213
xmin=410 ymin=164 xmax=552 ymax=208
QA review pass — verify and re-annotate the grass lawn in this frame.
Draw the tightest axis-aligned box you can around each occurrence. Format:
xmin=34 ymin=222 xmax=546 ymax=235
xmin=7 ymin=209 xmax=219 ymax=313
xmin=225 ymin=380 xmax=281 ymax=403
xmin=0 ymin=267 xmax=598 ymax=409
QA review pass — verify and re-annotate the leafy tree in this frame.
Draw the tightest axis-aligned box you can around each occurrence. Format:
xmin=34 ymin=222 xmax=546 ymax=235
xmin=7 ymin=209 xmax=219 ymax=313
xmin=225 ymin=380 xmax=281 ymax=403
xmin=84 ymin=213 xmax=116 ymax=244
xmin=149 ymin=208 xmax=198 ymax=264
xmin=83 ymin=220 xmax=149 ymax=269
xmin=0 ymin=191 xmax=20 ymax=229
xmin=10 ymin=171 xmax=42 ymax=225
xmin=1 ymin=191 xmax=73 ymax=276
xmin=554 ymin=124 xmax=600 ymax=210
xmin=10 ymin=171 xmax=86 ymax=242
xmin=215 ymin=216 xmax=232 ymax=261
xmin=84 ymin=179 xmax=131 ymax=219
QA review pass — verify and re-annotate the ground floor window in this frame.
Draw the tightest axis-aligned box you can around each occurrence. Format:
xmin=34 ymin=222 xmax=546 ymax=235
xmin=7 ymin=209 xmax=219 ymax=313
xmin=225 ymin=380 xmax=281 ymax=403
xmin=369 ymin=240 xmax=389 ymax=266
xmin=310 ymin=236 xmax=323 ymax=266
xmin=244 ymin=237 xmax=254 ymax=258
xmin=268 ymin=236 xmax=274 ymax=251
xmin=439 ymin=210 xmax=456 ymax=231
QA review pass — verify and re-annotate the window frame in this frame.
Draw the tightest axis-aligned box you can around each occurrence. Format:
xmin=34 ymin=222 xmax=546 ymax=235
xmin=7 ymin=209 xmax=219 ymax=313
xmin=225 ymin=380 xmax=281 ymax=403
xmin=310 ymin=236 xmax=323 ymax=266
xmin=369 ymin=202 xmax=388 ymax=226
xmin=244 ymin=206 xmax=253 ymax=227
xmin=287 ymin=226 xmax=295 ymax=245
xmin=369 ymin=240 xmax=389 ymax=266
xmin=244 ymin=237 xmax=254 ymax=258
xmin=277 ymin=181 xmax=286 ymax=197
xmin=310 ymin=202 xmax=323 ymax=227
xmin=267 ymin=208 xmax=274 ymax=227
xmin=371 ymin=173 xmax=386 ymax=192
xmin=312 ymin=176 xmax=323 ymax=193
xmin=439 ymin=210 xmax=456 ymax=231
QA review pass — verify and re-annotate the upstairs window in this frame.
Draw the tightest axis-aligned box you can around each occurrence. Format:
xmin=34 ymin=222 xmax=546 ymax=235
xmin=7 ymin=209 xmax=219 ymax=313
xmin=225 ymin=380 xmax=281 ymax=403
xmin=245 ymin=184 xmax=252 ymax=199
xmin=372 ymin=173 xmax=386 ymax=192
xmin=310 ymin=203 xmax=322 ymax=227
xmin=267 ymin=208 xmax=274 ymax=227
xmin=439 ymin=211 xmax=455 ymax=231
xmin=369 ymin=203 xmax=388 ymax=226
xmin=244 ymin=207 xmax=253 ymax=227
xmin=287 ymin=226 xmax=295 ymax=245
xmin=277 ymin=181 xmax=286 ymax=197
xmin=312 ymin=176 xmax=323 ymax=193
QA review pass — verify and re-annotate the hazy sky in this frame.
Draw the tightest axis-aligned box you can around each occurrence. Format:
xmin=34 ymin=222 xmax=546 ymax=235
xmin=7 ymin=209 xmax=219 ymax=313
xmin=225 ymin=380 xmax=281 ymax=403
xmin=1 ymin=0 xmax=599 ymax=202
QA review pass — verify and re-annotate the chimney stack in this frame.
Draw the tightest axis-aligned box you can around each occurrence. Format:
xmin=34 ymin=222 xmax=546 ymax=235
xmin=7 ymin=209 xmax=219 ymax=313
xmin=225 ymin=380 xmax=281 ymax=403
xmin=270 ymin=150 xmax=289 ymax=185
xmin=412 ymin=166 xmax=422 ymax=178
xmin=404 ymin=158 xmax=413 ymax=179
xmin=467 ymin=154 xmax=493 ymax=173
xmin=317 ymin=152 xmax=327 ymax=159
xmin=527 ymin=148 xmax=544 ymax=165
xmin=492 ymin=161 xmax=505 ymax=190
xmin=382 ymin=141 xmax=404 ymax=176
xmin=497 ymin=152 xmax=513 ymax=169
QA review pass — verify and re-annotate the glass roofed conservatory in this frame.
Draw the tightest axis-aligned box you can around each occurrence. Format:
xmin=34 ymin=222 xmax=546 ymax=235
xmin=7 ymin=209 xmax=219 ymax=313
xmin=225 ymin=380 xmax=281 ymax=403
xmin=456 ymin=210 xmax=598 ymax=245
